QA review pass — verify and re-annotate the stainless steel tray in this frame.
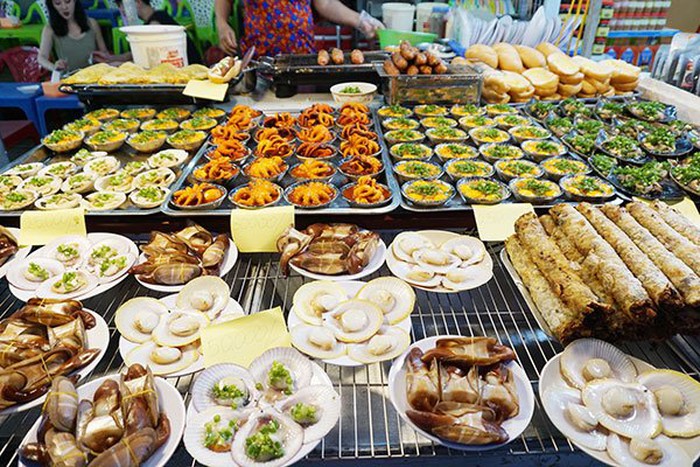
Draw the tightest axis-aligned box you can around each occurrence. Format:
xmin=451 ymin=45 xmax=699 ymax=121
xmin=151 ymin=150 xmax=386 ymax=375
xmin=161 ymin=107 xmax=401 ymax=216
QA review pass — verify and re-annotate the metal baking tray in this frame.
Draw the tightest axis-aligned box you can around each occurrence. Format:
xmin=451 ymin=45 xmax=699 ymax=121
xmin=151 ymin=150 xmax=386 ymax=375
xmin=161 ymin=108 xmax=401 ymax=216
xmin=376 ymin=104 xmax=624 ymax=213
xmin=0 ymin=136 xmax=206 ymax=217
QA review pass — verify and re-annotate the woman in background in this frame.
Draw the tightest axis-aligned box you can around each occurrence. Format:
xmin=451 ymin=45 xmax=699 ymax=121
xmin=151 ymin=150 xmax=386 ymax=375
xmin=38 ymin=0 xmax=109 ymax=72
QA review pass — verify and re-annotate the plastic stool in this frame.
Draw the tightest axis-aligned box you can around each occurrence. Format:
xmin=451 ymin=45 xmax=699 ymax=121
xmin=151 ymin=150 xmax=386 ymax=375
xmin=35 ymin=94 xmax=84 ymax=136
xmin=0 ymin=82 xmax=41 ymax=133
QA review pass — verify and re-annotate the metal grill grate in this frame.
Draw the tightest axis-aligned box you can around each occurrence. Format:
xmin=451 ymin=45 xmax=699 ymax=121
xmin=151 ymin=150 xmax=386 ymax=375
xmin=0 ymin=229 xmax=698 ymax=465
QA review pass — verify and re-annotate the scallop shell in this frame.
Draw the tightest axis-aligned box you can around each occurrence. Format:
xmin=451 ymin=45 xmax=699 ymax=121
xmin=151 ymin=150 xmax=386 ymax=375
xmin=391 ymin=232 xmax=433 ymax=263
xmin=7 ymin=258 xmax=65 ymax=291
xmin=231 ymin=409 xmax=303 ymax=467
xmin=192 ymin=363 xmax=257 ymax=412
xmin=249 ymin=347 xmax=313 ymax=398
xmin=85 ymin=237 xmax=133 ymax=269
xmin=115 ymin=297 xmax=168 ymax=343
xmin=39 ymin=161 xmax=78 ymax=179
xmin=36 ymin=270 xmax=97 ymax=299
xmin=152 ymin=311 xmax=209 ymax=347
xmin=292 ymin=281 xmax=348 ymax=326
xmin=560 ymin=338 xmax=638 ymax=390
xmin=290 ymin=324 xmax=347 ymax=360
xmin=94 ymin=173 xmax=135 ymax=193
xmin=43 ymin=235 xmax=91 ymax=267
xmin=402 ymin=265 xmax=442 ymax=288
xmin=440 ymin=236 xmax=486 ymax=267
xmin=322 ymin=299 xmax=383 ymax=343
xmin=34 ymin=193 xmax=82 ymax=210
xmin=126 ymin=341 xmax=198 ymax=376
xmin=96 ymin=253 xmax=135 ymax=284
xmin=441 ymin=265 xmax=493 ymax=291
xmin=61 ymin=173 xmax=96 ymax=194
xmin=607 ymin=433 xmax=691 ymax=467
xmin=83 ymin=156 xmax=120 ymax=177
xmin=412 ymin=248 xmax=461 ymax=275
xmin=184 ymin=406 xmax=254 ymax=467
xmin=82 ymin=191 xmax=127 ymax=211
xmin=176 ymin=276 xmax=230 ymax=318
xmin=637 ymin=369 xmax=700 ymax=438
xmin=19 ymin=175 xmax=61 ymax=196
xmin=148 ymin=149 xmax=188 ymax=169
xmin=275 ymin=385 xmax=340 ymax=443
xmin=356 ymin=277 xmax=415 ymax=325
xmin=133 ymin=168 xmax=177 ymax=189
xmin=542 ymin=386 xmax=607 ymax=451
xmin=129 ymin=186 xmax=169 ymax=209
xmin=347 ymin=327 xmax=411 ymax=364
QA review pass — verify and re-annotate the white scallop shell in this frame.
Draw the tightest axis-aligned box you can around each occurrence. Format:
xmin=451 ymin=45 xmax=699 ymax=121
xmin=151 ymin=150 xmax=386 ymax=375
xmin=290 ymin=324 xmax=347 ymax=360
xmin=391 ymin=232 xmax=433 ymax=263
xmin=192 ymin=363 xmax=258 ymax=413
xmin=36 ymin=270 xmax=97 ymax=299
xmin=148 ymin=149 xmax=188 ymax=169
xmin=184 ymin=406 xmax=254 ymax=467
xmin=82 ymin=191 xmax=127 ymax=211
xmin=94 ymin=173 xmax=135 ymax=193
xmin=83 ymin=156 xmax=120 ymax=177
xmin=401 ymin=265 xmax=442 ymax=288
xmin=441 ymin=265 xmax=493 ymax=291
xmin=176 ymin=276 xmax=230 ymax=317
xmin=440 ymin=236 xmax=487 ymax=266
xmin=152 ymin=311 xmax=209 ymax=347
xmin=356 ymin=277 xmax=415 ymax=324
xmin=87 ymin=236 xmax=133 ymax=264
xmin=42 ymin=235 xmax=91 ymax=267
xmin=34 ymin=193 xmax=82 ymax=210
xmin=607 ymin=433 xmax=691 ymax=467
xmin=61 ymin=173 xmax=96 ymax=194
xmin=129 ymin=186 xmax=169 ymax=209
xmin=133 ymin=167 xmax=177 ymax=189
xmin=249 ymin=347 xmax=313 ymax=398
xmin=322 ymin=299 xmax=384 ymax=343
xmin=96 ymin=253 xmax=135 ymax=284
xmin=347 ymin=327 xmax=411 ymax=364
xmin=412 ymin=247 xmax=461 ymax=275
xmin=231 ymin=409 xmax=303 ymax=467
xmin=126 ymin=341 xmax=198 ymax=376
xmin=292 ymin=281 xmax=348 ymax=326
xmin=275 ymin=384 xmax=340 ymax=443
xmin=7 ymin=258 xmax=65 ymax=291
xmin=560 ymin=338 xmax=638 ymax=390
xmin=115 ymin=297 xmax=169 ymax=343
xmin=637 ymin=369 xmax=700 ymax=438
xmin=542 ymin=386 xmax=607 ymax=451
xmin=19 ymin=175 xmax=61 ymax=196
xmin=39 ymin=161 xmax=78 ymax=179
xmin=5 ymin=162 xmax=43 ymax=178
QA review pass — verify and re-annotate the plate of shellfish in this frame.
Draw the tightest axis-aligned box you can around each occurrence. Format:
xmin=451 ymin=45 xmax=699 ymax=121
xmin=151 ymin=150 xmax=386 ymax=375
xmin=19 ymin=364 xmax=185 ymax=467
xmin=0 ymin=298 xmax=109 ymax=415
xmin=386 ymin=231 xmax=493 ymax=293
xmin=116 ymin=276 xmax=245 ymax=377
xmin=129 ymin=223 xmax=238 ymax=293
xmin=278 ymin=223 xmax=386 ymax=281
xmin=7 ymin=232 xmax=138 ymax=301
xmin=388 ymin=336 xmax=534 ymax=451
xmin=288 ymin=278 xmax=414 ymax=366
xmin=183 ymin=347 xmax=340 ymax=467
xmin=0 ymin=226 xmax=30 ymax=279
xmin=540 ymin=338 xmax=700 ymax=467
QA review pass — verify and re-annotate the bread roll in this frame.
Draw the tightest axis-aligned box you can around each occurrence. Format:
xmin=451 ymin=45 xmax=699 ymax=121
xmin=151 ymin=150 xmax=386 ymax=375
xmin=451 ymin=57 xmax=469 ymax=66
xmin=541 ymin=92 xmax=562 ymax=101
xmin=522 ymin=67 xmax=559 ymax=89
xmin=536 ymin=42 xmax=563 ymax=57
xmin=558 ymin=81 xmax=583 ymax=97
xmin=514 ymin=45 xmax=547 ymax=68
xmin=603 ymin=88 xmax=616 ymax=97
xmin=613 ymin=79 xmax=639 ymax=92
xmin=581 ymin=79 xmax=597 ymax=95
xmin=465 ymin=44 xmax=499 ymax=69
xmin=510 ymin=85 xmax=535 ymax=100
xmin=572 ymin=55 xmax=613 ymax=81
xmin=493 ymin=43 xmax=524 ymax=73
xmin=602 ymin=59 xmax=641 ymax=84
xmin=548 ymin=53 xmax=580 ymax=76
xmin=559 ymin=71 xmax=584 ymax=85
xmin=534 ymin=85 xmax=558 ymax=97
xmin=501 ymin=70 xmax=531 ymax=93
xmin=483 ymin=71 xmax=510 ymax=94
xmin=482 ymin=86 xmax=511 ymax=104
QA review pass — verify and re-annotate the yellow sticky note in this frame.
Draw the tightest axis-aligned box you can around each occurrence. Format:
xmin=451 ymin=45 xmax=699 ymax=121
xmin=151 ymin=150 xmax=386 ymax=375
xmin=19 ymin=207 xmax=86 ymax=246
xmin=183 ymin=79 xmax=228 ymax=102
xmin=230 ymin=205 xmax=294 ymax=253
xmin=200 ymin=307 xmax=291 ymax=368
xmin=473 ymin=203 xmax=534 ymax=242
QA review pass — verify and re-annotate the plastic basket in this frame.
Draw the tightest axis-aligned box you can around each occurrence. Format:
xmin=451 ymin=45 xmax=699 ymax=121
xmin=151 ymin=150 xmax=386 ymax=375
xmin=377 ymin=29 xmax=437 ymax=48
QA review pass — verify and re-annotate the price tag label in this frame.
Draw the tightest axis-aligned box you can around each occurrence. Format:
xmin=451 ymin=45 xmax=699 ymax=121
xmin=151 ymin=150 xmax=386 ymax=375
xmin=473 ymin=203 xmax=534 ymax=242
xmin=230 ymin=205 xmax=294 ymax=253
xmin=19 ymin=207 xmax=86 ymax=246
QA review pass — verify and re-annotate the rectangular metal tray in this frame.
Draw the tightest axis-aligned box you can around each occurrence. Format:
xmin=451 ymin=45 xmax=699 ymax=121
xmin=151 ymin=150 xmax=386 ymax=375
xmin=161 ymin=107 xmax=401 ymax=216
xmin=376 ymin=102 xmax=625 ymax=213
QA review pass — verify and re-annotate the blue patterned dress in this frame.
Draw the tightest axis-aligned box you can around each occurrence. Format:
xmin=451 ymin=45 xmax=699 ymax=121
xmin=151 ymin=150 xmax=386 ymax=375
xmin=240 ymin=0 xmax=315 ymax=57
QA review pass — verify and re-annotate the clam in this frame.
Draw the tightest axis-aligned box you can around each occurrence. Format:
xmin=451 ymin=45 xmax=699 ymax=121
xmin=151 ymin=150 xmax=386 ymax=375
xmin=39 ymin=161 xmax=78 ymax=179
xmin=249 ymin=347 xmax=313 ymax=401
xmin=607 ymin=433 xmax=691 ymax=467
xmin=391 ymin=232 xmax=433 ymax=263
xmin=412 ymin=247 xmax=461 ymax=275
xmin=7 ymin=258 xmax=64 ymax=291
xmin=45 ymin=376 xmax=79 ymax=432
xmin=126 ymin=341 xmax=198 ymax=376
xmin=322 ymin=299 xmax=383 ymax=343
xmin=276 ymin=384 xmax=340 ymax=443
xmin=348 ymin=327 xmax=410 ymax=364
xmin=38 ymin=270 xmax=96 ymax=299
xmin=542 ymin=386 xmax=607 ymax=451
xmin=560 ymin=338 xmax=637 ymax=390
xmin=61 ymin=173 xmax=96 ymax=194
xmin=44 ymin=235 xmax=91 ymax=267
xmin=152 ymin=311 xmax=209 ymax=347
xmin=290 ymin=324 xmax=347 ymax=360
xmin=402 ymin=265 xmax=442 ymax=288
xmin=175 ymin=276 xmax=230 ymax=318
xmin=637 ymin=369 xmax=700 ymax=438
xmin=115 ymin=297 xmax=168 ymax=343
xmin=292 ymin=281 xmax=348 ymax=325
xmin=96 ymin=253 xmax=135 ymax=283
xmin=82 ymin=191 xmax=127 ymax=211
xmin=356 ymin=277 xmax=415 ymax=324
xmin=192 ymin=363 xmax=258 ymax=412
xmin=231 ymin=409 xmax=303 ymax=467
xmin=440 ymin=236 xmax=486 ymax=266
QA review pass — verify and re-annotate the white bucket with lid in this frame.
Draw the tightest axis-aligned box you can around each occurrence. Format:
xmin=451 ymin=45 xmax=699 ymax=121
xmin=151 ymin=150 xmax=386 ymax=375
xmin=121 ymin=25 xmax=188 ymax=69
xmin=416 ymin=3 xmax=444 ymax=32
xmin=382 ymin=3 xmax=416 ymax=32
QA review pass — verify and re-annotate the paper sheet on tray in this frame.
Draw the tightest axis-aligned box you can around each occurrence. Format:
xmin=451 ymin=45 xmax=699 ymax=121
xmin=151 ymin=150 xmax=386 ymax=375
xmin=473 ymin=203 xmax=534 ymax=242
xmin=19 ymin=207 xmax=86 ymax=246
xmin=230 ymin=205 xmax=294 ymax=252
xmin=634 ymin=196 xmax=700 ymax=227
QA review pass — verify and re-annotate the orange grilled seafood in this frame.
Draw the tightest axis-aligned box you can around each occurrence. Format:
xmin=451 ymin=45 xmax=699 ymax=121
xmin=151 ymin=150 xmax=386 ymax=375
xmin=341 ymin=123 xmax=377 ymax=141
xmin=225 ymin=112 xmax=256 ymax=132
xmin=306 ymin=103 xmax=335 ymax=114
xmin=255 ymin=135 xmax=294 ymax=158
xmin=287 ymin=181 xmax=337 ymax=207
xmin=229 ymin=104 xmax=261 ymax=119
xmin=344 ymin=176 xmax=391 ymax=204
xmin=211 ymin=125 xmax=250 ymax=144
xmin=254 ymin=127 xmax=296 ymax=142
xmin=340 ymin=102 xmax=370 ymax=116
xmin=296 ymin=142 xmax=336 ymax=159
xmin=193 ymin=158 xmax=239 ymax=181
xmin=263 ymin=112 xmax=296 ymax=129
xmin=297 ymin=110 xmax=335 ymax=128
xmin=208 ymin=140 xmax=249 ymax=162
xmin=290 ymin=160 xmax=335 ymax=180
xmin=340 ymin=154 xmax=383 ymax=176
xmin=340 ymin=134 xmax=380 ymax=157
xmin=297 ymin=124 xmax=334 ymax=144
xmin=337 ymin=112 xmax=371 ymax=127
xmin=173 ymin=183 xmax=224 ymax=206
xmin=231 ymin=179 xmax=280 ymax=207
xmin=245 ymin=156 xmax=287 ymax=179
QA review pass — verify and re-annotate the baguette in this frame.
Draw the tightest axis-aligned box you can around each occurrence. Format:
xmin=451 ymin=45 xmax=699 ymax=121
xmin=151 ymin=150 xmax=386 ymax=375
xmin=558 ymin=81 xmax=583 ymax=97
xmin=501 ymin=70 xmax=531 ymax=94
xmin=493 ymin=43 xmax=524 ymax=73
xmin=536 ymin=42 xmax=563 ymax=57
xmin=465 ymin=44 xmax=499 ymax=68
xmin=581 ymin=79 xmax=597 ymax=95
xmin=514 ymin=45 xmax=547 ymax=68
xmin=522 ymin=67 xmax=559 ymax=89
xmin=548 ymin=53 xmax=580 ymax=76
xmin=572 ymin=55 xmax=613 ymax=81
xmin=482 ymin=86 xmax=511 ymax=104
xmin=559 ymin=71 xmax=584 ymax=85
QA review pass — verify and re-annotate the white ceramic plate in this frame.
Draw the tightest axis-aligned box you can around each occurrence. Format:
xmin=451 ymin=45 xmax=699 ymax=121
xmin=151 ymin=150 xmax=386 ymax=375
xmin=9 ymin=232 xmax=138 ymax=302
xmin=287 ymin=280 xmax=413 ymax=367
xmin=19 ymin=375 xmax=185 ymax=467
xmin=1 ymin=309 xmax=109 ymax=415
xmin=0 ymin=227 xmax=30 ymax=280
xmin=388 ymin=335 xmax=535 ymax=451
xmin=289 ymin=239 xmax=387 ymax=282
xmin=119 ymin=293 xmax=246 ymax=377
xmin=386 ymin=230 xmax=493 ymax=294
xmin=134 ymin=237 xmax=238 ymax=293
xmin=184 ymin=359 xmax=333 ymax=467
xmin=539 ymin=353 xmax=700 ymax=465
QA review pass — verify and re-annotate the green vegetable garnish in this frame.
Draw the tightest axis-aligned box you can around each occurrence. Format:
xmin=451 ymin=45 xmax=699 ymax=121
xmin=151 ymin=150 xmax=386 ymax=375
xmin=520 ymin=179 xmax=553 ymax=196
xmin=268 ymin=361 xmax=293 ymax=393
xmin=503 ymin=161 xmax=536 ymax=176
xmin=136 ymin=186 xmax=163 ymax=202
xmin=571 ymin=176 xmax=603 ymax=194
xmin=245 ymin=420 xmax=284 ymax=462
xmin=590 ymin=153 xmax=617 ymax=174
xmin=212 ymin=382 xmax=246 ymax=409
xmin=340 ymin=86 xmax=361 ymax=94
xmin=471 ymin=180 xmax=502 ymax=195
xmin=290 ymin=403 xmax=318 ymax=425
xmin=28 ymin=262 xmax=49 ymax=281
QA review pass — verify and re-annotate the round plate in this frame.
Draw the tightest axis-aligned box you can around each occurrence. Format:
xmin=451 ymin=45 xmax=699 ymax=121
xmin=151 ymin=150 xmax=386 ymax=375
xmin=184 ymin=359 xmax=333 ymax=467
xmin=289 ymin=239 xmax=387 ymax=282
xmin=539 ymin=353 xmax=700 ymax=466
xmin=388 ymin=335 xmax=535 ymax=451
xmin=118 ymin=293 xmax=245 ymax=378
xmin=19 ymin=375 xmax=185 ymax=467
xmin=135 ymin=237 xmax=238 ymax=292
xmin=1 ymin=308 xmax=109 ymax=415
xmin=386 ymin=230 xmax=494 ymax=294
xmin=287 ymin=280 xmax=413 ymax=367
xmin=9 ymin=232 xmax=138 ymax=302
xmin=0 ymin=227 xmax=30 ymax=280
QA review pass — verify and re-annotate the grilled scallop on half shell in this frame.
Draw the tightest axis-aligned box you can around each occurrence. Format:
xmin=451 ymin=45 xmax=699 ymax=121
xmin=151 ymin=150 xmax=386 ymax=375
xmin=231 ymin=409 xmax=304 ymax=467
xmin=607 ymin=433 xmax=691 ymax=467
xmin=249 ymin=347 xmax=313 ymax=402
xmin=126 ymin=341 xmax=198 ymax=376
xmin=322 ymin=299 xmax=383 ymax=343
xmin=560 ymin=338 xmax=638 ymax=390
xmin=151 ymin=311 xmax=209 ymax=347
xmin=8 ymin=258 xmax=65 ymax=291
xmin=115 ymin=297 xmax=169 ymax=343
xmin=637 ymin=369 xmax=700 ymax=438
xmin=356 ymin=277 xmax=415 ymax=324
xmin=290 ymin=324 xmax=347 ymax=360
xmin=440 ymin=236 xmax=486 ymax=267
xmin=347 ymin=327 xmax=411 ymax=364
xmin=391 ymin=232 xmax=434 ymax=264
xmin=276 ymin=384 xmax=341 ymax=443
xmin=292 ymin=281 xmax=348 ymax=325
xmin=192 ymin=363 xmax=258 ymax=412
xmin=175 ymin=276 xmax=230 ymax=318
xmin=542 ymin=386 xmax=608 ymax=451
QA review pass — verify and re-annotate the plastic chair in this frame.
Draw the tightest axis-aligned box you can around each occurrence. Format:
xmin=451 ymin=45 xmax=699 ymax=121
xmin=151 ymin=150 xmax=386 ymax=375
xmin=0 ymin=0 xmax=46 ymax=46
xmin=35 ymin=94 xmax=84 ymax=136
xmin=0 ymin=46 xmax=49 ymax=82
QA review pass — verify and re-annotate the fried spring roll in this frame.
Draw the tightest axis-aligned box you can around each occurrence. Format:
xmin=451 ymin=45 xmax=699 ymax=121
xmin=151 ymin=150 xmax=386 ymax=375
xmin=628 ymin=202 xmax=700 ymax=277
xmin=505 ymin=236 xmax=591 ymax=343
xmin=602 ymin=204 xmax=700 ymax=308
xmin=651 ymin=200 xmax=700 ymax=247
xmin=550 ymin=204 xmax=655 ymax=328
xmin=577 ymin=203 xmax=683 ymax=311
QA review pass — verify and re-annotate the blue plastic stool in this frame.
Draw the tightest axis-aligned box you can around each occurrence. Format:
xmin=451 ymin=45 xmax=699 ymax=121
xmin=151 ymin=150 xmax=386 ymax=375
xmin=35 ymin=94 xmax=84 ymax=136
xmin=0 ymin=82 xmax=41 ymax=133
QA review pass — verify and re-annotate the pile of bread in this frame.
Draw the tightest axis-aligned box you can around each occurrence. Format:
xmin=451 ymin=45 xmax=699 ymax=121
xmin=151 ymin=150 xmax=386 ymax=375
xmin=454 ymin=42 xmax=641 ymax=104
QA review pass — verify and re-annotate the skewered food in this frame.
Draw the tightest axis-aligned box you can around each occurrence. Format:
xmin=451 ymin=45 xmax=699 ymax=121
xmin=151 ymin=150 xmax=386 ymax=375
xmin=230 ymin=179 xmax=281 ymax=208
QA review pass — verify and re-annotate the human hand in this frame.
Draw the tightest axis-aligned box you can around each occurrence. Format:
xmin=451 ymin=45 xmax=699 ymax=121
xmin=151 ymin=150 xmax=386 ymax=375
xmin=91 ymin=51 xmax=112 ymax=63
xmin=357 ymin=10 xmax=384 ymax=39
xmin=54 ymin=59 xmax=68 ymax=71
xmin=218 ymin=22 xmax=238 ymax=55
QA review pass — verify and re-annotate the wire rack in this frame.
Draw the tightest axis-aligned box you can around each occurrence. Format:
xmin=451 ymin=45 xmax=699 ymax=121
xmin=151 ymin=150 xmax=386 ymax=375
xmin=0 ymin=229 xmax=698 ymax=466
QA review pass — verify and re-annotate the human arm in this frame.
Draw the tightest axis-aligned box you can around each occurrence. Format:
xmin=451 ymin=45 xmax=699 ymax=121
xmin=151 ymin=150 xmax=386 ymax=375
xmin=215 ymin=0 xmax=237 ymax=54
xmin=312 ymin=0 xmax=384 ymax=38
xmin=89 ymin=18 xmax=109 ymax=54
xmin=38 ymin=25 xmax=67 ymax=71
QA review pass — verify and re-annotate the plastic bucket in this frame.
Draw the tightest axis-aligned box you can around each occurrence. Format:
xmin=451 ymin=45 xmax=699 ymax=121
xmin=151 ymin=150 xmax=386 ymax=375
xmin=377 ymin=29 xmax=437 ymax=48
xmin=382 ymin=3 xmax=416 ymax=32
xmin=121 ymin=25 xmax=188 ymax=68
xmin=416 ymin=3 xmax=444 ymax=32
